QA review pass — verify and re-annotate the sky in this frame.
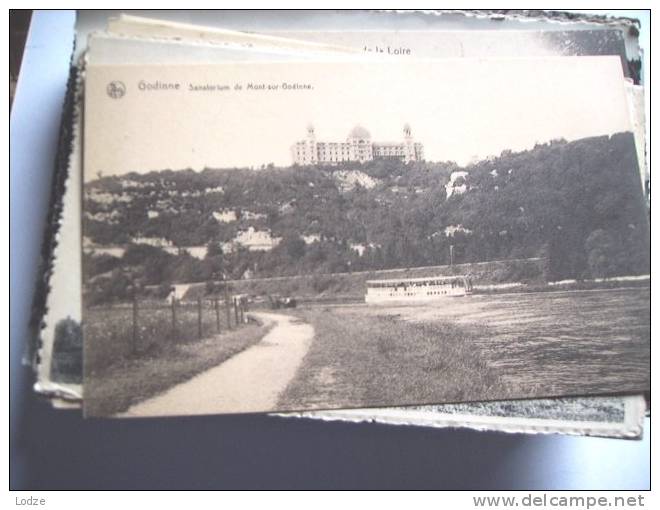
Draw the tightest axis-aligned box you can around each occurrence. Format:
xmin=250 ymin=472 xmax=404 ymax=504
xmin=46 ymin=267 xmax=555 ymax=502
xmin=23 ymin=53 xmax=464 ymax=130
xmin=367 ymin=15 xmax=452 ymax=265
xmin=84 ymin=56 xmax=632 ymax=176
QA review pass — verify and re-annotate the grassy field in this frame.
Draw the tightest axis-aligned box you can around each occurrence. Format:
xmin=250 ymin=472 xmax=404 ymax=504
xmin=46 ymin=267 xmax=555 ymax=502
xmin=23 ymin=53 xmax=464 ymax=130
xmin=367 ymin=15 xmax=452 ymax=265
xmin=385 ymin=287 xmax=651 ymax=397
xmin=84 ymin=310 xmax=270 ymax=416
xmin=84 ymin=285 xmax=649 ymax=415
xmin=278 ymin=308 xmax=511 ymax=410
xmin=278 ymin=286 xmax=649 ymax=410
xmin=84 ymin=300 xmax=234 ymax=374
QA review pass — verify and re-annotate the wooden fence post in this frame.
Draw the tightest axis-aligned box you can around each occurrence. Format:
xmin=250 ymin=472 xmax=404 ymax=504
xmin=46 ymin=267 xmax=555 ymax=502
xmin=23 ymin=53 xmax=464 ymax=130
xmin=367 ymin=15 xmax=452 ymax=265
xmin=197 ymin=297 xmax=203 ymax=339
xmin=239 ymin=300 xmax=245 ymax=324
xmin=132 ymin=293 xmax=139 ymax=355
xmin=171 ymin=296 xmax=177 ymax=342
xmin=224 ymin=286 xmax=232 ymax=330
xmin=234 ymin=297 xmax=239 ymax=326
xmin=215 ymin=297 xmax=221 ymax=333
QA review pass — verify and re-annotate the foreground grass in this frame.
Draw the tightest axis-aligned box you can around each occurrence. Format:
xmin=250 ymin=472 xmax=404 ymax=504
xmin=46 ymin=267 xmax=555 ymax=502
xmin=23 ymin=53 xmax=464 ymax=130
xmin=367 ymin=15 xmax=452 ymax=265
xmin=278 ymin=308 xmax=509 ymax=410
xmin=84 ymin=304 xmax=232 ymax=372
xmin=85 ymin=321 xmax=271 ymax=417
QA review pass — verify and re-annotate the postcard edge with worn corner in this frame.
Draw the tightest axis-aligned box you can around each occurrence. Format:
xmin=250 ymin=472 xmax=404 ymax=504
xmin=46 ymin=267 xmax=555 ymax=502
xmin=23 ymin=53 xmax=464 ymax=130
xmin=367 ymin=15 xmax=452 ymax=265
xmin=279 ymin=395 xmax=647 ymax=439
xmin=32 ymin=52 xmax=85 ymax=403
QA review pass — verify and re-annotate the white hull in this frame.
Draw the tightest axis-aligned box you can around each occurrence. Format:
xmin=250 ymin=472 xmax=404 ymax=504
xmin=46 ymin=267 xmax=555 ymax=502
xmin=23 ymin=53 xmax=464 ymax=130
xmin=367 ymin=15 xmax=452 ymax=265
xmin=365 ymin=274 xmax=473 ymax=304
xmin=365 ymin=292 xmax=470 ymax=304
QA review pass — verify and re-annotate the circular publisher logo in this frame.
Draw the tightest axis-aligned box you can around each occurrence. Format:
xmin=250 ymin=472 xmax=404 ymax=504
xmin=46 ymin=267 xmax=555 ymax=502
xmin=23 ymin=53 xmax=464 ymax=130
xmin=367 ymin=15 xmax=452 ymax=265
xmin=107 ymin=81 xmax=126 ymax=99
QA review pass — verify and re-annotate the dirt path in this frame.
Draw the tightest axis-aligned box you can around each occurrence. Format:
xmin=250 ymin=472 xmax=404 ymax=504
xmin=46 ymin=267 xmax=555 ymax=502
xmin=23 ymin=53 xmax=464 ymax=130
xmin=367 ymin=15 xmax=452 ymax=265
xmin=120 ymin=312 xmax=313 ymax=417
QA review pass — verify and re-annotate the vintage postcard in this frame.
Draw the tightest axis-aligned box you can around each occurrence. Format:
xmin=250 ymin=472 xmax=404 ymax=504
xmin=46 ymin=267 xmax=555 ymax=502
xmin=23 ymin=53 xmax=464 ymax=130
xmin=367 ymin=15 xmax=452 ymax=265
xmin=25 ymin=11 xmax=649 ymax=435
xmin=33 ymin=17 xmax=648 ymax=433
xmin=104 ymin=14 xmax=359 ymax=55
xmin=270 ymin=28 xmax=636 ymax=77
xmin=81 ymin=56 xmax=649 ymax=417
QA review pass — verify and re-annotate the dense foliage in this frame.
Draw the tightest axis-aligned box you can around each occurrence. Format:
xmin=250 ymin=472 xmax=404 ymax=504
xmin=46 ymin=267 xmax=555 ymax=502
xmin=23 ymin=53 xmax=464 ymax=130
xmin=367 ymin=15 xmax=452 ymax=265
xmin=84 ymin=132 xmax=649 ymax=301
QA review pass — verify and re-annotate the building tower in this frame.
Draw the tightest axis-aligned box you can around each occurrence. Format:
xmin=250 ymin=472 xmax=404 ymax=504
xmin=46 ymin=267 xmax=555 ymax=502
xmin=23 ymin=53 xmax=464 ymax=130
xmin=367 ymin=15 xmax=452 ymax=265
xmin=306 ymin=124 xmax=318 ymax=164
xmin=403 ymin=123 xmax=415 ymax=163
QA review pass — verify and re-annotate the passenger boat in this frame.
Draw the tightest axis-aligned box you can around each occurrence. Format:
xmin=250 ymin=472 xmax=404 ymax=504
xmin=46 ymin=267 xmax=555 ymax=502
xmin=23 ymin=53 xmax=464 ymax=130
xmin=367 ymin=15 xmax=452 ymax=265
xmin=365 ymin=275 xmax=473 ymax=304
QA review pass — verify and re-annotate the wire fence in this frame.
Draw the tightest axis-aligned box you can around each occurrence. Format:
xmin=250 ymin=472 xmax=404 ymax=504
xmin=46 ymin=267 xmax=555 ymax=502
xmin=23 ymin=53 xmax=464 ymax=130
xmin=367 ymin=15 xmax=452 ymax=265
xmin=84 ymin=292 xmax=250 ymax=370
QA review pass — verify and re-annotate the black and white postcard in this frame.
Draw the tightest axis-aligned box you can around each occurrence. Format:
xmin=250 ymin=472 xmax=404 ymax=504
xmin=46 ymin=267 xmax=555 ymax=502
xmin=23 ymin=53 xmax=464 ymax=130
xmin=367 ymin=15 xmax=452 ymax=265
xmin=82 ymin=57 xmax=649 ymax=417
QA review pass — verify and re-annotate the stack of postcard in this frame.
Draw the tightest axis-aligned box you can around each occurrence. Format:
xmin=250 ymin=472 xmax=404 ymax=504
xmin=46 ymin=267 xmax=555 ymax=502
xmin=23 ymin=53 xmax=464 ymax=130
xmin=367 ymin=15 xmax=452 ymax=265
xmin=30 ymin=11 xmax=649 ymax=439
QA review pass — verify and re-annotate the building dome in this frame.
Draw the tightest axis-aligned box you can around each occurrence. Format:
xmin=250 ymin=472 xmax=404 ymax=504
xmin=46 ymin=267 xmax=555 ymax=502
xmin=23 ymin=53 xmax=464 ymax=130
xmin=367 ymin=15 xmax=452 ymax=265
xmin=348 ymin=125 xmax=371 ymax=139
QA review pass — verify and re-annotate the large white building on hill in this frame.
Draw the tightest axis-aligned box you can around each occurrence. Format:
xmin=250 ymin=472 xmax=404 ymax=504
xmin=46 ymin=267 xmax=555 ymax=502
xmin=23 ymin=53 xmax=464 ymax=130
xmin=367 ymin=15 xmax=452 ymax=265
xmin=292 ymin=124 xmax=424 ymax=165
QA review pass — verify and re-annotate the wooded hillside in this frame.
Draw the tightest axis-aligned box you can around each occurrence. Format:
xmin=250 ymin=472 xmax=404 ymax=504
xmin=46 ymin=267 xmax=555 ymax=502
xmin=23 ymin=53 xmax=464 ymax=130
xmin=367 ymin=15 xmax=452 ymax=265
xmin=83 ymin=132 xmax=649 ymax=303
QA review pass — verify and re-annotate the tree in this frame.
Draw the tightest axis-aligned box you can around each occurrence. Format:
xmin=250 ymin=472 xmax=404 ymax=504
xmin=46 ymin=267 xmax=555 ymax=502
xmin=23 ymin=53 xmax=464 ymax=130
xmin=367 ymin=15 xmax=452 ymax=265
xmin=51 ymin=317 xmax=82 ymax=384
xmin=585 ymin=229 xmax=616 ymax=278
xmin=280 ymin=235 xmax=307 ymax=260
xmin=203 ymin=240 xmax=225 ymax=279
